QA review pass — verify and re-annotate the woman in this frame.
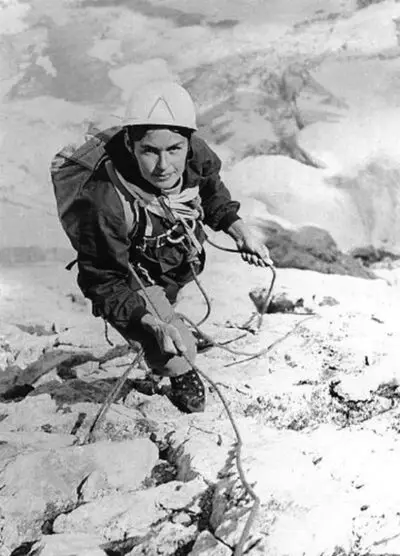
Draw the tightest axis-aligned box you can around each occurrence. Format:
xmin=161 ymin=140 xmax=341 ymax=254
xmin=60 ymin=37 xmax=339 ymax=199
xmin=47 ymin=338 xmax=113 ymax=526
xmin=75 ymin=80 xmax=272 ymax=413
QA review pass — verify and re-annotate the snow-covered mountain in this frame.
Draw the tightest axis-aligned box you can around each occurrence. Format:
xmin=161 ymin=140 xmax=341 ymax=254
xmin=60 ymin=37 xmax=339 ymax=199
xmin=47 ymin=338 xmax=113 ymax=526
xmin=3 ymin=0 xmax=400 ymax=258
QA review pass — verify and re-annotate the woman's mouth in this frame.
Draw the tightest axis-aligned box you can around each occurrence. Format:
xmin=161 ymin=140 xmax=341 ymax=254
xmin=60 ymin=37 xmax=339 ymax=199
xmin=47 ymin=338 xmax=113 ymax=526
xmin=154 ymin=173 xmax=173 ymax=181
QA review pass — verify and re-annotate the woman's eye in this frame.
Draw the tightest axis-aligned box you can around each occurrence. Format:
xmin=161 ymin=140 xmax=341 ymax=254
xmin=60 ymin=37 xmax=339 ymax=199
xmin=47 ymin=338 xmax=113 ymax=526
xmin=140 ymin=145 xmax=182 ymax=155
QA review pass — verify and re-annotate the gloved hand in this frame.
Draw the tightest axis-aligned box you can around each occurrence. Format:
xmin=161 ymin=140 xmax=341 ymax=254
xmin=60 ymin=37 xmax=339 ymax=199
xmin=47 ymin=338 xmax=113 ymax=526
xmin=226 ymin=219 xmax=273 ymax=267
xmin=141 ymin=313 xmax=187 ymax=356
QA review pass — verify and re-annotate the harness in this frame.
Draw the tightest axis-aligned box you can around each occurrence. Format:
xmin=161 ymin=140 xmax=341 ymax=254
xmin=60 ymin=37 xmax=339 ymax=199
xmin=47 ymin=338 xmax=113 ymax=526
xmin=105 ymin=160 xmax=206 ymax=283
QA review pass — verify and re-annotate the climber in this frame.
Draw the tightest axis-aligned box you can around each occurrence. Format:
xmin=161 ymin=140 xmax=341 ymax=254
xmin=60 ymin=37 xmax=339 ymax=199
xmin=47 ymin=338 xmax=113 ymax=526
xmin=53 ymin=80 xmax=272 ymax=414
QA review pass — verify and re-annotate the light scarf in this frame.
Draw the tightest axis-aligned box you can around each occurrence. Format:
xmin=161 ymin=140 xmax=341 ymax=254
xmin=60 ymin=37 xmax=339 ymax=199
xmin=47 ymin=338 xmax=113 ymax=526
xmin=114 ymin=168 xmax=204 ymax=254
xmin=114 ymin=169 xmax=202 ymax=222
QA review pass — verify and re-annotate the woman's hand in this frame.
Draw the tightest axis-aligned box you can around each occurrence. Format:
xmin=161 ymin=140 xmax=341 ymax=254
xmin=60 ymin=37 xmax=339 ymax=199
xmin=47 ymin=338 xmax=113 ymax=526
xmin=226 ymin=219 xmax=273 ymax=267
xmin=141 ymin=313 xmax=187 ymax=356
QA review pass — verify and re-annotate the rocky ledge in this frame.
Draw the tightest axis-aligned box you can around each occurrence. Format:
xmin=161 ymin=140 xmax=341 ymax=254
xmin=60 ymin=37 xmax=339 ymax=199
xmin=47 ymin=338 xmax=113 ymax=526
xmin=2 ymin=257 xmax=400 ymax=555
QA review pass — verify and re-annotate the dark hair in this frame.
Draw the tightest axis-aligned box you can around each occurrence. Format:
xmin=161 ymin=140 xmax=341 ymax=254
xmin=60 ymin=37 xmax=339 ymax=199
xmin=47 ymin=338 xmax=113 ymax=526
xmin=126 ymin=125 xmax=193 ymax=145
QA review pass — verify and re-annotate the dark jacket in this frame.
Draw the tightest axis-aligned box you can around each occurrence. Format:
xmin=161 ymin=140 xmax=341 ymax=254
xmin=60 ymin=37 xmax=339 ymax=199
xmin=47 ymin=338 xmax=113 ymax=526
xmin=76 ymin=131 xmax=240 ymax=333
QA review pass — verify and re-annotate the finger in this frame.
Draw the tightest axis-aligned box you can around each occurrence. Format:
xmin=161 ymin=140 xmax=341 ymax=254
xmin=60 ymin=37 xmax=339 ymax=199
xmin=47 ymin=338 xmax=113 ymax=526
xmin=168 ymin=326 xmax=187 ymax=354
xmin=251 ymin=254 xmax=271 ymax=267
xmin=162 ymin=334 xmax=178 ymax=355
xmin=263 ymin=247 xmax=274 ymax=265
xmin=241 ymin=249 xmax=272 ymax=267
xmin=247 ymin=253 xmax=257 ymax=265
xmin=152 ymin=328 xmax=166 ymax=352
xmin=254 ymin=254 xmax=264 ymax=266
xmin=249 ymin=252 xmax=263 ymax=266
xmin=242 ymin=252 xmax=257 ymax=265
xmin=256 ymin=256 xmax=267 ymax=267
xmin=257 ymin=249 xmax=273 ymax=267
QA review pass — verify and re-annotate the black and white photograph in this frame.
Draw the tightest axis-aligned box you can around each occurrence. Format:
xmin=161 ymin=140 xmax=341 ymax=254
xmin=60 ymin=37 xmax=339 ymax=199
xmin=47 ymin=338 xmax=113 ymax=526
xmin=2 ymin=0 xmax=400 ymax=554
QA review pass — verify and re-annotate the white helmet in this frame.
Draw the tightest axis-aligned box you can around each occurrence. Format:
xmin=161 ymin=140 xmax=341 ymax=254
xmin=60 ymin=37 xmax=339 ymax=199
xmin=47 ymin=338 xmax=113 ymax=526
xmin=123 ymin=80 xmax=197 ymax=131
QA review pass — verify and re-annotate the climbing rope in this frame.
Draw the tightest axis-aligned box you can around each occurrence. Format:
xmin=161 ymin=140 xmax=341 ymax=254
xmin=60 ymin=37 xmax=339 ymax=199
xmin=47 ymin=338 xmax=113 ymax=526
xmin=127 ymin=264 xmax=262 ymax=556
xmin=103 ymin=318 xmax=115 ymax=347
xmin=194 ymin=362 xmax=260 ymax=556
xmin=78 ymin=348 xmax=144 ymax=446
xmin=175 ymin=234 xmax=277 ymax=362
xmin=80 ymin=237 xmax=287 ymax=554
xmin=189 ymin=267 xmax=212 ymax=327
xmin=205 ymin=235 xmax=277 ymax=331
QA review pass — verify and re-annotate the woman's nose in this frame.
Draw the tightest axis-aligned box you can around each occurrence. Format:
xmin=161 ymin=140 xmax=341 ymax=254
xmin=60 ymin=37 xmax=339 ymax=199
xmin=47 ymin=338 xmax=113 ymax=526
xmin=157 ymin=152 xmax=169 ymax=170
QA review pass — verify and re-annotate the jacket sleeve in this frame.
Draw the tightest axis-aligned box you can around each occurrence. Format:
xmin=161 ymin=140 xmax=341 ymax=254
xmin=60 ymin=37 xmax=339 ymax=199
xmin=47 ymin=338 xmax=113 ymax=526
xmin=76 ymin=182 xmax=149 ymax=331
xmin=191 ymin=137 xmax=241 ymax=231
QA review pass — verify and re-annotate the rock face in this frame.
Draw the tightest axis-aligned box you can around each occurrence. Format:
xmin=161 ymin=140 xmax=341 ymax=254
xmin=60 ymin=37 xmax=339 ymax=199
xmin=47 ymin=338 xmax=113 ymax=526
xmin=53 ymin=479 xmax=204 ymax=537
xmin=259 ymin=221 xmax=375 ymax=278
xmin=0 ymin=438 xmax=158 ymax=552
xmin=350 ymin=244 xmax=400 ymax=266
xmin=224 ymin=153 xmax=393 ymax=254
xmin=2 ymin=261 xmax=400 ymax=555
xmin=189 ymin=531 xmax=231 ymax=555
xmin=29 ymin=534 xmax=107 ymax=556
xmin=186 ymin=63 xmax=334 ymax=169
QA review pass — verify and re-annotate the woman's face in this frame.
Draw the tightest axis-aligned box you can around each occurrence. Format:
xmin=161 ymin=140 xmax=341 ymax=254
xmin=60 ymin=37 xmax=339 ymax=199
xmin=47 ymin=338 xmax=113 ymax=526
xmin=133 ymin=128 xmax=189 ymax=191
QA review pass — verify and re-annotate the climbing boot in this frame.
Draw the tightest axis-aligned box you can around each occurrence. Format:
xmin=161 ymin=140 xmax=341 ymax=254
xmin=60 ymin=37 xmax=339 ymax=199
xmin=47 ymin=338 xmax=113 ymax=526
xmin=195 ymin=336 xmax=214 ymax=353
xmin=169 ymin=369 xmax=206 ymax=413
xmin=191 ymin=329 xmax=214 ymax=353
